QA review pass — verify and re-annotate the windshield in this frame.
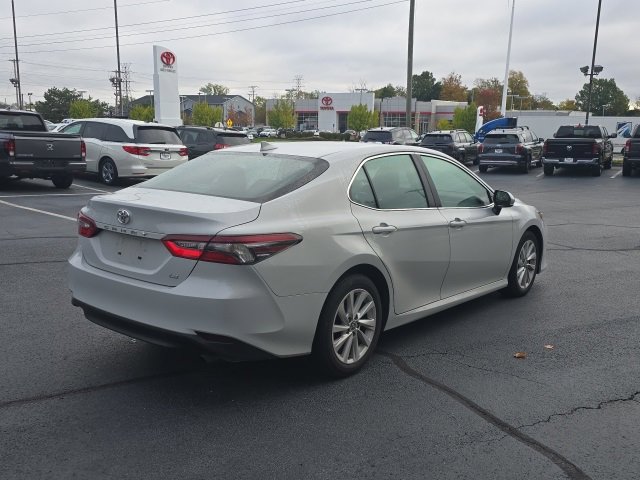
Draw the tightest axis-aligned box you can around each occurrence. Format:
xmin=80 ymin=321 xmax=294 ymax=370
xmin=141 ymin=151 xmax=329 ymax=203
xmin=363 ymin=131 xmax=392 ymax=142
xmin=422 ymin=134 xmax=453 ymax=144
xmin=484 ymin=134 xmax=520 ymax=144
xmin=555 ymin=126 xmax=602 ymax=139
xmin=0 ymin=113 xmax=47 ymax=132
xmin=135 ymin=126 xmax=182 ymax=144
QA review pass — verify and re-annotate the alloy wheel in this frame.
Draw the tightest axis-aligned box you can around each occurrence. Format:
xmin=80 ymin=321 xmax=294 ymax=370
xmin=516 ymin=239 xmax=537 ymax=289
xmin=332 ymin=289 xmax=377 ymax=365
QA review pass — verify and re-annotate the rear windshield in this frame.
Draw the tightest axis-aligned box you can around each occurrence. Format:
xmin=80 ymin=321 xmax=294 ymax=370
xmin=363 ymin=130 xmax=392 ymax=142
xmin=484 ymin=134 xmax=520 ymax=144
xmin=218 ymin=134 xmax=250 ymax=146
xmin=135 ymin=126 xmax=182 ymax=144
xmin=0 ymin=113 xmax=46 ymax=132
xmin=422 ymin=134 xmax=453 ymax=144
xmin=555 ymin=126 xmax=602 ymax=138
xmin=140 ymin=151 xmax=329 ymax=203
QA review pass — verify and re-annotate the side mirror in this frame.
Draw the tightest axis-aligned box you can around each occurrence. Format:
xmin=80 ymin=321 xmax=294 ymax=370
xmin=493 ymin=190 xmax=515 ymax=215
xmin=538 ymin=137 xmax=544 ymax=142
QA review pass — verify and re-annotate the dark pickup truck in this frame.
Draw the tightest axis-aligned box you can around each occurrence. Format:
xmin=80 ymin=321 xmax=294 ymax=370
xmin=622 ymin=124 xmax=640 ymax=177
xmin=542 ymin=124 xmax=615 ymax=177
xmin=0 ymin=109 xmax=85 ymax=188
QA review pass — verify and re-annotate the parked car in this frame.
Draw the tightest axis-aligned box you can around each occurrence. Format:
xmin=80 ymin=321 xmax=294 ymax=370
xmin=259 ymin=128 xmax=278 ymax=138
xmin=420 ymin=129 xmax=478 ymax=165
xmin=542 ymin=124 xmax=614 ymax=177
xmin=361 ymin=126 xmax=420 ymax=145
xmin=622 ymin=124 xmax=640 ymax=177
xmin=177 ymin=126 xmax=250 ymax=160
xmin=478 ymin=126 xmax=544 ymax=173
xmin=0 ymin=109 xmax=85 ymax=189
xmin=59 ymin=118 xmax=188 ymax=185
xmin=69 ymin=142 xmax=546 ymax=377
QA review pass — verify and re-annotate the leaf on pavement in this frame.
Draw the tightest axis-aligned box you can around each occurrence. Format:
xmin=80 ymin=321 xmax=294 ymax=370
xmin=544 ymin=344 xmax=554 ymax=350
xmin=513 ymin=352 xmax=527 ymax=359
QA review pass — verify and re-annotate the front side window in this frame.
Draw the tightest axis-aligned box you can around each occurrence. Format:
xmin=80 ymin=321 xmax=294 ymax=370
xmin=61 ymin=122 xmax=83 ymax=135
xmin=361 ymin=154 xmax=428 ymax=209
xmin=421 ymin=155 xmax=491 ymax=208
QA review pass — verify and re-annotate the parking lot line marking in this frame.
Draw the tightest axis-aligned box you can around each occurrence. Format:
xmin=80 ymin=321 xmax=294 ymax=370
xmin=73 ymin=183 xmax=110 ymax=193
xmin=0 ymin=199 xmax=76 ymax=222
xmin=610 ymin=170 xmax=622 ymax=179
xmin=536 ymin=172 xmax=545 ymax=178
xmin=0 ymin=193 xmax=99 ymax=199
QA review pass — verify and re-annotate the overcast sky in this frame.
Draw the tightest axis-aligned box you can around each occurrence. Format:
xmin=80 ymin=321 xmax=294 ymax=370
xmin=1 ymin=0 xmax=637 ymax=107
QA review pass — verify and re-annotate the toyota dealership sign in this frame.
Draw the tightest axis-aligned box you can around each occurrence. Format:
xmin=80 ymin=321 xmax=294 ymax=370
xmin=153 ymin=45 xmax=181 ymax=126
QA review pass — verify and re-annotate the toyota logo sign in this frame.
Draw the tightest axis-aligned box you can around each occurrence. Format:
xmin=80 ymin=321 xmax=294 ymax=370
xmin=321 ymin=96 xmax=333 ymax=106
xmin=117 ymin=209 xmax=131 ymax=225
xmin=160 ymin=51 xmax=176 ymax=66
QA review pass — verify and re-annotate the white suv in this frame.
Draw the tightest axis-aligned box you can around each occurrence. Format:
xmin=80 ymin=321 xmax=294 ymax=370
xmin=59 ymin=118 xmax=188 ymax=184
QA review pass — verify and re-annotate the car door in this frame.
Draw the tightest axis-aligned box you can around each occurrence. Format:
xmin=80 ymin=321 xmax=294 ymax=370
xmin=349 ymin=153 xmax=451 ymax=314
xmin=81 ymin=122 xmax=107 ymax=174
xmin=419 ymin=154 xmax=514 ymax=298
xmin=464 ymin=132 xmax=478 ymax=162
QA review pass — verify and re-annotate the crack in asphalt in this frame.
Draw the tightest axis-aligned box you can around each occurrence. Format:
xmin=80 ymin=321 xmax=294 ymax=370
xmin=399 ymin=350 xmax=548 ymax=386
xmin=517 ymin=392 xmax=640 ymax=430
xmin=379 ymin=350 xmax=592 ymax=480
xmin=0 ymin=368 xmax=198 ymax=410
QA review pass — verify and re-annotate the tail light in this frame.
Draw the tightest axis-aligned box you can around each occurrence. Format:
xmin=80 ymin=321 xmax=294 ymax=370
xmin=78 ymin=212 xmax=99 ymax=238
xmin=625 ymin=139 xmax=631 ymax=154
xmin=478 ymin=144 xmax=484 ymax=153
xmin=592 ymin=142 xmax=601 ymax=155
xmin=214 ymin=143 xmax=230 ymax=150
xmin=162 ymin=233 xmax=302 ymax=265
xmin=3 ymin=139 xmax=15 ymax=157
xmin=543 ymin=140 xmax=548 ymax=155
xmin=515 ymin=143 xmax=525 ymax=154
xmin=81 ymin=140 xmax=86 ymax=160
xmin=179 ymin=147 xmax=188 ymax=156
xmin=122 ymin=145 xmax=151 ymax=156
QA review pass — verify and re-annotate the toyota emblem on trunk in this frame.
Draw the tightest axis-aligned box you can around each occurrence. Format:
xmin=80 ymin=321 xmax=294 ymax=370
xmin=117 ymin=209 xmax=131 ymax=225
xmin=566 ymin=145 xmax=573 ymax=151
xmin=46 ymin=143 xmax=54 ymax=151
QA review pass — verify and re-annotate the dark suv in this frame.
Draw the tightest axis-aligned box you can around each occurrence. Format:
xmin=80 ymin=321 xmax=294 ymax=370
xmin=478 ymin=126 xmax=543 ymax=173
xmin=361 ymin=127 xmax=420 ymax=145
xmin=176 ymin=126 xmax=250 ymax=159
xmin=420 ymin=129 xmax=478 ymax=165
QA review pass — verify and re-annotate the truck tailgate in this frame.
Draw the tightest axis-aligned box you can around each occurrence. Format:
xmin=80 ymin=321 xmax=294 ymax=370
xmin=14 ymin=133 xmax=83 ymax=161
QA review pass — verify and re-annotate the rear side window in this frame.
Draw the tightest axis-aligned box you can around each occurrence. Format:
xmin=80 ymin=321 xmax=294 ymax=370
xmin=103 ymin=125 xmax=130 ymax=142
xmin=141 ymin=152 xmax=329 ymax=203
xmin=484 ymin=134 xmax=519 ymax=144
xmin=0 ymin=113 xmax=46 ymax=131
xmin=83 ymin=122 xmax=107 ymax=140
xmin=135 ymin=126 xmax=182 ymax=144
xmin=363 ymin=130 xmax=392 ymax=142
xmin=360 ymin=154 xmax=428 ymax=209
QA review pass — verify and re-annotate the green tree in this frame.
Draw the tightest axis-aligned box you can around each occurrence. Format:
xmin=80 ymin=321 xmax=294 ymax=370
xmin=129 ymin=105 xmax=154 ymax=122
xmin=412 ymin=70 xmax=441 ymax=101
xmin=199 ymin=83 xmax=229 ymax=95
xmin=192 ymin=102 xmax=219 ymax=126
xmin=452 ymin=103 xmax=478 ymax=133
xmin=531 ymin=94 xmax=556 ymax=110
xmin=35 ymin=87 xmax=81 ymax=122
xmin=440 ymin=72 xmax=468 ymax=102
xmin=347 ymin=104 xmax=377 ymax=132
xmin=374 ymin=83 xmax=402 ymax=98
xmin=69 ymin=99 xmax=97 ymax=118
xmin=575 ymin=78 xmax=630 ymax=116
xmin=268 ymin=98 xmax=295 ymax=129
xmin=253 ymin=96 xmax=266 ymax=125
xmin=436 ymin=119 xmax=452 ymax=130
xmin=508 ymin=70 xmax=530 ymax=97
xmin=558 ymin=99 xmax=577 ymax=111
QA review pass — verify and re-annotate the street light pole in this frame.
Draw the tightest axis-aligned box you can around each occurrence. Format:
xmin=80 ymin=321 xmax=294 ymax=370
xmin=113 ymin=0 xmax=123 ymax=116
xmin=405 ymin=0 xmax=415 ymax=129
xmin=585 ymin=0 xmax=603 ymax=125
xmin=11 ymin=0 xmax=22 ymax=109
xmin=500 ymin=0 xmax=516 ymax=116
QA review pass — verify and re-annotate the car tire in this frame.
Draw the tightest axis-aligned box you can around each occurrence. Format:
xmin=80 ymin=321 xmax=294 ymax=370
xmin=592 ymin=160 xmax=602 ymax=177
xmin=459 ymin=153 xmax=466 ymax=164
xmin=479 ymin=165 xmax=488 ymax=173
xmin=520 ymin=157 xmax=530 ymax=174
xmin=502 ymin=231 xmax=539 ymax=298
xmin=473 ymin=156 xmax=479 ymax=166
xmin=51 ymin=174 xmax=74 ymax=189
xmin=312 ymin=274 xmax=383 ymax=378
xmin=543 ymin=165 xmax=554 ymax=176
xmin=604 ymin=157 xmax=612 ymax=170
xmin=622 ymin=160 xmax=631 ymax=177
xmin=99 ymin=158 xmax=118 ymax=185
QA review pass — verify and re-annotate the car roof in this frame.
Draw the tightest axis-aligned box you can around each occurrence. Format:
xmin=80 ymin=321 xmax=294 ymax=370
xmin=66 ymin=117 xmax=176 ymax=129
xmin=427 ymin=130 xmax=467 ymax=134
xmin=487 ymin=128 xmax=525 ymax=135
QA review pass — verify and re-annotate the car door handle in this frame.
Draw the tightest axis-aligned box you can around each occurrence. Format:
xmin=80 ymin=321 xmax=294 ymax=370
xmin=449 ymin=218 xmax=467 ymax=229
xmin=372 ymin=223 xmax=397 ymax=234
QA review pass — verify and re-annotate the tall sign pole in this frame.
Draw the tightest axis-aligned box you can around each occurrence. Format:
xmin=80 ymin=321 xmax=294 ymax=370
xmin=11 ymin=0 xmax=22 ymax=109
xmin=114 ymin=0 xmax=123 ymax=116
xmin=500 ymin=0 xmax=516 ymax=116
xmin=405 ymin=0 xmax=415 ymax=129
xmin=585 ymin=0 xmax=602 ymax=126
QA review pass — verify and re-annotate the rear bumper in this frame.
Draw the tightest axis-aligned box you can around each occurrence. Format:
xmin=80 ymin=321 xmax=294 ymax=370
xmin=0 ymin=159 xmax=86 ymax=177
xmin=68 ymin=250 xmax=325 ymax=359
xmin=623 ymin=156 xmax=640 ymax=167
xmin=478 ymin=154 xmax=525 ymax=167
xmin=542 ymin=157 xmax=599 ymax=167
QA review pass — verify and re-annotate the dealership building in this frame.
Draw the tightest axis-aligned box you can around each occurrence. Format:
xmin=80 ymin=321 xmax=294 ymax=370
xmin=266 ymin=92 xmax=467 ymax=133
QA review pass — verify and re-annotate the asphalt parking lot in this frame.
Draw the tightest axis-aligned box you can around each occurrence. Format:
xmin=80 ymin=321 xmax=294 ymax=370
xmin=1 ymin=164 xmax=639 ymax=480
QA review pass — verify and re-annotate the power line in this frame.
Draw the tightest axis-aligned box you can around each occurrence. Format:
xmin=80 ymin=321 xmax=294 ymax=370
xmin=0 ymin=0 xmax=170 ymax=20
xmin=0 ymin=1 xmax=407 ymax=56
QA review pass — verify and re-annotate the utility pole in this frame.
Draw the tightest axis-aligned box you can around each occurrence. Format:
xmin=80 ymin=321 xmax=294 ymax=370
xmin=405 ymin=0 xmax=415 ymax=129
xmin=248 ymin=85 xmax=258 ymax=103
xmin=294 ymin=75 xmax=303 ymax=98
xmin=113 ymin=0 xmax=123 ymax=116
xmin=585 ymin=0 xmax=603 ymax=125
xmin=11 ymin=0 xmax=22 ymax=109
xmin=9 ymin=59 xmax=20 ymax=107
xmin=500 ymin=0 xmax=516 ymax=116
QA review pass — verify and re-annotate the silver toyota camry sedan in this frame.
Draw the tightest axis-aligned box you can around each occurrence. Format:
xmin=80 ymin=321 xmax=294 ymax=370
xmin=69 ymin=141 xmax=546 ymax=377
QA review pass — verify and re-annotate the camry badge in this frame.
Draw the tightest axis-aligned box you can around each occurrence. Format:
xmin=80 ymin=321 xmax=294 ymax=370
xmin=116 ymin=209 xmax=131 ymax=225
xmin=566 ymin=145 xmax=573 ymax=151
